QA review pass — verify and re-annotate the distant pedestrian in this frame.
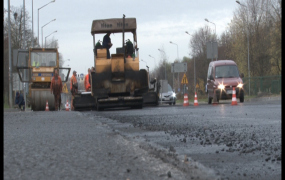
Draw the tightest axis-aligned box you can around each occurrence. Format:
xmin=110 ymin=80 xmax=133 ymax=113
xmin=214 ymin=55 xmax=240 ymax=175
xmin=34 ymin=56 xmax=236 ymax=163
xmin=50 ymin=69 xmax=63 ymax=111
xmin=15 ymin=92 xmax=25 ymax=111
xmin=70 ymin=70 xmax=78 ymax=110
xmin=84 ymin=68 xmax=91 ymax=92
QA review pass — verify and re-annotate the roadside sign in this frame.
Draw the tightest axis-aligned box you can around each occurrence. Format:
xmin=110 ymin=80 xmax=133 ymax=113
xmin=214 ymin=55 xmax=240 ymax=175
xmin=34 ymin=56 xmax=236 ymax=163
xmin=181 ymin=73 xmax=188 ymax=84
xmin=207 ymin=41 xmax=218 ymax=59
xmin=62 ymin=83 xmax=68 ymax=93
xmin=196 ymin=83 xmax=199 ymax=89
xmin=171 ymin=62 xmax=187 ymax=73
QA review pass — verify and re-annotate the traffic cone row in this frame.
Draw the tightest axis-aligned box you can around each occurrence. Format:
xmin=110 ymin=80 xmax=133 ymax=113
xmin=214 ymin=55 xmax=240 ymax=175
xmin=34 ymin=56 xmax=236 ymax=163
xmin=183 ymin=93 xmax=189 ymax=106
xmin=180 ymin=87 xmax=238 ymax=107
xmin=231 ymin=87 xmax=238 ymax=105
xmin=65 ymin=100 xmax=70 ymax=111
xmin=194 ymin=92 xmax=199 ymax=106
xmin=45 ymin=100 xmax=49 ymax=111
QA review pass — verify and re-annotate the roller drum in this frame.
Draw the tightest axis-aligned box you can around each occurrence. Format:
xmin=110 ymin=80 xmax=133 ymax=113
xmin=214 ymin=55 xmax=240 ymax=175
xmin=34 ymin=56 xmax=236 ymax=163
xmin=31 ymin=89 xmax=55 ymax=111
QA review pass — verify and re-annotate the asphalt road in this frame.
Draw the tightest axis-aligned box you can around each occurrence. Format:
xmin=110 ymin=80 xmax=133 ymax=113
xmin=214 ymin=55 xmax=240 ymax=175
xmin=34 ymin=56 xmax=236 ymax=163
xmin=4 ymin=96 xmax=281 ymax=180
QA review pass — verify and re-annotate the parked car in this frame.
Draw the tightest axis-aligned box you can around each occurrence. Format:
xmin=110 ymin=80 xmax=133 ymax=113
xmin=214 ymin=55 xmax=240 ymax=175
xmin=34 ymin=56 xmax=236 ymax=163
xmin=159 ymin=84 xmax=176 ymax=105
xmin=206 ymin=60 xmax=244 ymax=104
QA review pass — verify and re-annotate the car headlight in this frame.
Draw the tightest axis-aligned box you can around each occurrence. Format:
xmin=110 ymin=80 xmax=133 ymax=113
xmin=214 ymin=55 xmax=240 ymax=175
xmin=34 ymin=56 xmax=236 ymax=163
xmin=172 ymin=92 xmax=176 ymax=97
xmin=218 ymin=84 xmax=225 ymax=90
xmin=237 ymin=83 xmax=243 ymax=88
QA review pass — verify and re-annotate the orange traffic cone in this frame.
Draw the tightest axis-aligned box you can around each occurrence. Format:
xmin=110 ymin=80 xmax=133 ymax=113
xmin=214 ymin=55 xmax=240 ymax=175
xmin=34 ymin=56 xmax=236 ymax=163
xmin=183 ymin=93 xmax=189 ymax=106
xmin=231 ymin=87 xmax=238 ymax=105
xmin=45 ymin=100 xmax=49 ymax=111
xmin=65 ymin=100 xmax=70 ymax=111
xmin=194 ymin=92 xmax=199 ymax=106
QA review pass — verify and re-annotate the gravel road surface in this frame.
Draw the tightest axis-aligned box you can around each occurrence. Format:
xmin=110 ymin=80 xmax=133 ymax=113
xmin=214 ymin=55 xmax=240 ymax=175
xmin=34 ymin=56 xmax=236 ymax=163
xmin=4 ymin=96 xmax=281 ymax=180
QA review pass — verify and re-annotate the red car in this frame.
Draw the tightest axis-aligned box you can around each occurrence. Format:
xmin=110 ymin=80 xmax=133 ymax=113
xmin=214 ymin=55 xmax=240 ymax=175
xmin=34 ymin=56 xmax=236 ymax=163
xmin=206 ymin=60 xmax=244 ymax=104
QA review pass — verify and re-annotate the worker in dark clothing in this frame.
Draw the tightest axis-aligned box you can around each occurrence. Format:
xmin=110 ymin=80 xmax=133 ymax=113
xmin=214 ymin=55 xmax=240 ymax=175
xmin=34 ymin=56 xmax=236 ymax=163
xmin=15 ymin=92 xmax=25 ymax=111
xmin=50 ymin=69 xmax=63 ymax=111
xmin=102 ymin=32 xmax=113 ymax=59
xmin=70 ymin=70 xmax=78 ymax=111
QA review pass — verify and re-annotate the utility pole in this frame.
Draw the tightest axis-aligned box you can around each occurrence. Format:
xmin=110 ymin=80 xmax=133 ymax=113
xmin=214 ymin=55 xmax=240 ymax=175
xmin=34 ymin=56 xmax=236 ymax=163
xmin=23 ymin=0 xmax=26 ymax=111
xmin=8 ymin=0 xmax=13 ymax=108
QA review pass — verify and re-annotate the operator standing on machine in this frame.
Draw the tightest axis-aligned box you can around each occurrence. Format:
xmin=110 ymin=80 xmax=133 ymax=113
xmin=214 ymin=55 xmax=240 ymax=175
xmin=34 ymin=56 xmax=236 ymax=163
xmin=102 ymin=31 xmax=113 ymax=59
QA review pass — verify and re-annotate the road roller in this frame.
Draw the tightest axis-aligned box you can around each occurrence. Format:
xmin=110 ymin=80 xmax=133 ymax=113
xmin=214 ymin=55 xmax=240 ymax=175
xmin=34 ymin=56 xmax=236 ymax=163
xmin=73 ymin=15 xmax=159 ymax=111
xmin=16 ymin=48 xmax=71 ymax=111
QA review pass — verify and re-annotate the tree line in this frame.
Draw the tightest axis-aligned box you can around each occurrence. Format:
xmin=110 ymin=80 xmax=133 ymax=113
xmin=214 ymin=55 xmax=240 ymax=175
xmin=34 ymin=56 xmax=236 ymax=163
xmin=150 ymin=0 xmax=281 ymax=96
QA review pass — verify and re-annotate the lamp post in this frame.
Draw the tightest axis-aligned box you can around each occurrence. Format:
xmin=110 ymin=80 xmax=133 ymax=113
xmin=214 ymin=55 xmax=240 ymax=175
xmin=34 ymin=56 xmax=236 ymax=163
xmin=148 ymin=55 xmax=156 ymax=67
xmin=236 ymin=0 xmax=250 ymax=96
xmin=13 ymin=12 xmax=21 ymax=94
xmin=149 ymin=54 xmax=157 ymax=79
xmin=169 ymin=41 xmax=179 ymax=60
xmin=41 ymin=18 xmax=56 ymax=47
xmin=23 ymin=0 xmax=26 ymax=49
xmin=8 ymin=0 xmax=13 ymax=108
xmin=45 ymin=30 xmax=57 ymax=48
xmin=140 ymin=59 xmax=148 ymax=69
xmin=141 ymin=59 xmax=150 ymax=84
xmin=158 ymin=49 xmax=167 ymax=80
xmin=205 ymin=18 xmax=217 ymax=61
xmin=46 ymin=39 xmax=58 ymax=48
xmin=38 ymin=0 xmax=55 ymax=47
xmin=32 ymin=0 xmax=33 ymax=47
xmin=169 ymin=41 xmax=179 ymax=92
xmin=185 ymin=31 xmax=197 ymax=93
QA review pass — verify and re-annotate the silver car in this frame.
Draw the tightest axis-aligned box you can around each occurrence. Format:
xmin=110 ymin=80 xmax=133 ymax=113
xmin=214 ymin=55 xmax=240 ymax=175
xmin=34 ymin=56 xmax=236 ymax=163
xmin=159 ymin=84 xmax=176 ymax=105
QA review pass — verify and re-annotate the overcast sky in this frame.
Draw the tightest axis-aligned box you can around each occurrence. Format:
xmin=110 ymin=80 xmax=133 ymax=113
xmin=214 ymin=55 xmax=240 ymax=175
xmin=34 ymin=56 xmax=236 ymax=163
xmin=5 ymin=0 xmax=239 ymax=75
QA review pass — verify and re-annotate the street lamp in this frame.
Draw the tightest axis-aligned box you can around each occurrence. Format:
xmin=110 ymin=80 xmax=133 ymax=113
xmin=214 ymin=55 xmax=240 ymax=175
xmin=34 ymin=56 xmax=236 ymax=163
xmin=38 ymin=0 xmax=55 ymax=47
xmin=41 ymin=18 xmax=56 ymax=47
xmin=148 ymin=55 xmax=157 ymax=67
xmin=45 ymin=30 xmax=57 ymax=48
xmin=149 ymin=55 xmax=157 ymax=78
xmin=205 ymin=18 xmax=217 ymax=61
xmin=158 ymin=49 xmax=167 ymax=80
xmin=140 ymin=59 xmax=150 ymax=87
xmin=46 ymin=39 xmax=58 ymax=48
xmin=236 ymin=0 xmax=251 ymax=96
xmin=185 ymin=32 xmax=197 ymax=93
xmin=13 ymin=12 xmax=19 ymax=46
xmin=169 ymin=41 xmax=179 ymax=92
xmin=140 ymin=59 xmax=148 ymax=68
xmin=169 ymin=41 xmax=179 ymax=60
xmin=7 ymin=0 xmax=13 ymax=107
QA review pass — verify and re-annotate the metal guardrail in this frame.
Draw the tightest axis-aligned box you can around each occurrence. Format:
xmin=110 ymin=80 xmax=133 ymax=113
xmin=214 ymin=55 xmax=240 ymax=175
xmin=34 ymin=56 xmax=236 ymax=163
xmin=242 ymin=75 xmax=281 ymax=95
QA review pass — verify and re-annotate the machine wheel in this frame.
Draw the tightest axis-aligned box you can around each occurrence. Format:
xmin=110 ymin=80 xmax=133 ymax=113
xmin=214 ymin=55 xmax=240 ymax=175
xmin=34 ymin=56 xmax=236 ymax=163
xmin=169 ymin=103 xmax=172 ymax=105
xmin=240 ymin=91 xmax=244 ymax=103
xmin=97 ymin=104 xmax=103 ymax=111
xmin=96 ymin=100 xmax=103 ymax=111
xmin=208 ymin=93 xmax=212 ymax=104
xmin=97 ymin=103 xmax=104 ymax=111
xmin=131 ymin=104 xmax=143 ymax=109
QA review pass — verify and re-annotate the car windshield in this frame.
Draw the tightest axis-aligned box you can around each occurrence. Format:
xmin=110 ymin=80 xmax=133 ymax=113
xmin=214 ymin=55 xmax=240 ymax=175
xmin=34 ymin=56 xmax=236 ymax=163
xmin=215 ymin=65 xmax=239 ymax=78
xmin=31 ymin=52 xmax=57 ymax=67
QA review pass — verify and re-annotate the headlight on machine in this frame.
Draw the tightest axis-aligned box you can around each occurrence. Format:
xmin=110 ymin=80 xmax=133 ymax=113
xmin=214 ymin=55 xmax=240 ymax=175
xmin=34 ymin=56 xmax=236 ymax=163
xmin=218 ymin=84 xmax=225 ymax=90
xmin=237 ymin=83 xmax=243 ymax=88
